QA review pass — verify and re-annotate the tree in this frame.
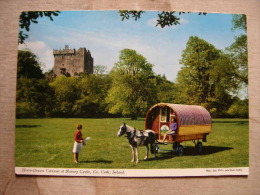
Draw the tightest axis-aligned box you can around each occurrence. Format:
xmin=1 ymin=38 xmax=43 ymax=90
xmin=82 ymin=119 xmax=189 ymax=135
xmin=226 ymin=14 xmax=248 ymax=86
xmin=19 ymin=11 xmax=60 ymax=44
xmin=16 ymin=50 xmax=52 ymax=118
xmin=176 ymin=36 xmax=235 ymax=116
xmin=155 ymin=74 xmax=177 ymax=103
xmin=94 ymin=65 xmax=107 ymax=75
xmin=16 ymin=78 xmax=53 ymax=118
xmin=18 ymin=50 xmax=44 ymax=79
xmin=177 ymin=36 xmax=220 ymax=104
xmin=231 ymin=14 xmax=247 ymax=32
xmin=227 ymin=98 xmax=248 ymax=118
xmin=106 ymin=49 xmax=158 ymax=119
xmin=119 ymin=11 xmax=206 ymax=28
xmin=73 ymin=74 xmax=112 ymax=117
xmin=222 ymin=14 xmax=248 ymax=118
xmin=226 ymin=35 xmax=247 ymax=85
xmin=50 ymin=76 xmax=80 ymax=117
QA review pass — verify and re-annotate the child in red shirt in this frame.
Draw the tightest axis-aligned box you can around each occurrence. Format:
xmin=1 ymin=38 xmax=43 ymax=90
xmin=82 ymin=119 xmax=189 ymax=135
xmin=72 ymin=124 xmax=84 ymax=163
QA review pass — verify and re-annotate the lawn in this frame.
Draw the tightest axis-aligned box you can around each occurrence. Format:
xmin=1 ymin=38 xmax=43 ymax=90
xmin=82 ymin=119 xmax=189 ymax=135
xmin=15 ymin=118 xmax=249 ymax=169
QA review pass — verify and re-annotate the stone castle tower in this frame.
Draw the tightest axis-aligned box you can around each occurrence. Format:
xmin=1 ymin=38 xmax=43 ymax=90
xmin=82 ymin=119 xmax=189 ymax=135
xmin=53 ymin=45 xmax=93 ymax=77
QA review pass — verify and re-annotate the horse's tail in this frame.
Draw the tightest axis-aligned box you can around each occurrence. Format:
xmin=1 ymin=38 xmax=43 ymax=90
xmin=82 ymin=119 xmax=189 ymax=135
xmin=149 ymin=131 xmax=157 ymax=154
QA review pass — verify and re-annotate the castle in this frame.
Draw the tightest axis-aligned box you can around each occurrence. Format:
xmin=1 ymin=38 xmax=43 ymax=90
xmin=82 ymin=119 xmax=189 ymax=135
xmin=53 ymin=45 xmax=94 ymax=77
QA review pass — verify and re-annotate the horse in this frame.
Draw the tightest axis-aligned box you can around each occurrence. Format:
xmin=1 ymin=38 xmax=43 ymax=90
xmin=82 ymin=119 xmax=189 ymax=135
xmin=117 ymin=123 xmax=157 ymax=164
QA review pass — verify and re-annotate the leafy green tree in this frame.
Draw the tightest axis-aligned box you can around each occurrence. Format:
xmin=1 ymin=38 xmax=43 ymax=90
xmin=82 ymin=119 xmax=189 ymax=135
xmin=223 ymin=14 xmax=248 ymax=118
xmin=177 ymin=36 xmax=221 ymax=104
xmin=17 ymin=50 xmax=44 ymax=79
xmin=44 ymin=69 xmax=56 ymax=83
xmin=119 ymin=11 xmax=206 ymax=28
xmin=155 ymin=74 xmax=177 ymax=103
xmin=94 ymin=65 xmax=107 ymax=75
xmin=16 ymin=50 xmax=53 ymax=118
xmin=176 ymin=36 xmax=235 ymax=116
xmin=226 ymin=14 xmax=248 ymax=86
xmin=73 ymin=74 xmax=112 ymax=117
xmin=16 ymin=78 xmax=53 ymax=118
xmin=50 ymin=76 xmax=80 ymax=117
xmin=19 ymin=11 xmax=60 ymax=44
xmin=226 ymin=35 xmax=247 ymax=85
xmin=227 ymin=98 xmax=248 ymax=118
xmin=106 ymin=49 xmax=158 ymax=119
xmin=231 ymin=14 xmax=247 ymax=32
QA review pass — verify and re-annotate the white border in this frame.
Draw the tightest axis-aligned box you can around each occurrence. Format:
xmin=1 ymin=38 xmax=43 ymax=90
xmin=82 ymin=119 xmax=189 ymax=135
xmin=15 ymin=167 xmax=249 ymax=177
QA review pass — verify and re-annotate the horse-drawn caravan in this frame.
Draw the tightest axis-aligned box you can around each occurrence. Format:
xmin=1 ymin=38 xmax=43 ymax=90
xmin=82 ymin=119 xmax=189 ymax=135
xmin=145 ymin=103 xmax=212 ymax=156
xmin=117 ymin=103 xmax=212 ymax=163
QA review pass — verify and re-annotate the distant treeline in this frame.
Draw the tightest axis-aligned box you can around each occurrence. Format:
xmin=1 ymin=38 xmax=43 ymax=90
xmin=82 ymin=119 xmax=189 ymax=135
xmin=17 ymin=38 xmax=248 ymax=119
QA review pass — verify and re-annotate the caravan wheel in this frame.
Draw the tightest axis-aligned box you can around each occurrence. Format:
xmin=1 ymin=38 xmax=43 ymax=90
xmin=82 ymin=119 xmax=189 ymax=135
xmin=176 ymin=145 xmax=184 ymax=156
xmin=172 ymin=142 xmax=179 ymax=150
xmin=196 ymin=141 xmax=203 ymax=154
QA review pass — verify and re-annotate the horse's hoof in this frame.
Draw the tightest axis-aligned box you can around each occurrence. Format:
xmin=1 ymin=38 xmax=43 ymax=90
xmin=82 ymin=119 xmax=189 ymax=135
xmin=136 ymin=161 xmax=140 ymax=164
xmin=144 ymin=157 xmax=148 ymax=160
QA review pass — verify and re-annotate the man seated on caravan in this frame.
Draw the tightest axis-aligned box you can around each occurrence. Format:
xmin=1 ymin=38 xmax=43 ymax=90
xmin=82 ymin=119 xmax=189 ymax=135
xmin=162 ymin=117 xmax=178 ymax=142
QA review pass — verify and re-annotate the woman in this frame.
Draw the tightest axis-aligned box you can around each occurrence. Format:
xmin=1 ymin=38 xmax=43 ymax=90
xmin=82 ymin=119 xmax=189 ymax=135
xmin=162 ymin=117 xmax=178 ymax=142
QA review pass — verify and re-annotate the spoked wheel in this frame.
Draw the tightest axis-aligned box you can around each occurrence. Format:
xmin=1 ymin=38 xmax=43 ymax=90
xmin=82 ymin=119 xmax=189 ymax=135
xmin=176 ymin=145 xmax=184 ymax=156
xmin=172 ymin=142 xmax=179 ymax=150
xmin=196 ymin=141 xmax=203 ymax=154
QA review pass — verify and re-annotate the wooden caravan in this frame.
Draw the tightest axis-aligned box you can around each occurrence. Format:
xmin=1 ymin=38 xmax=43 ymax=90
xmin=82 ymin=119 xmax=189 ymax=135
xmin=145 ymin=103 xmax=212 ymax=155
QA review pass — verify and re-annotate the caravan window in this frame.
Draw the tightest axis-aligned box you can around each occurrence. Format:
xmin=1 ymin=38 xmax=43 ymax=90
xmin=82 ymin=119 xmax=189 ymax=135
xmin=160 ymin=107 xmax=170 ymax=122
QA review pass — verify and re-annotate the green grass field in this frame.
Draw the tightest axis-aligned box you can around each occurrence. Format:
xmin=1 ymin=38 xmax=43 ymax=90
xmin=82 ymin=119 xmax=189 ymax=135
xmin=15 ymin=118 xmax=249 ymax=169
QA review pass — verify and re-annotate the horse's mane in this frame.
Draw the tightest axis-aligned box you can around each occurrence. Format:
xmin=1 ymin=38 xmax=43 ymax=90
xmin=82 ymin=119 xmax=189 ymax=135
xmin=125 ymin=125 xmax=135 ymax=131
xmin=125 ymin=125 xmax=154 ymax=134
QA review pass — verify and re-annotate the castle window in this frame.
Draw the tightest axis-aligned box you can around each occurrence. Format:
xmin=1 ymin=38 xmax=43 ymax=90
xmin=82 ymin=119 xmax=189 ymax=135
xmin=60 ymin=68 xmax=66 ymax=75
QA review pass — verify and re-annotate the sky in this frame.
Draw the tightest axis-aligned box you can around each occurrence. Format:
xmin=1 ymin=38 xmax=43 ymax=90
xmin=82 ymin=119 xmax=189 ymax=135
xmin=18 ymin=11 xmax=243 ymax=82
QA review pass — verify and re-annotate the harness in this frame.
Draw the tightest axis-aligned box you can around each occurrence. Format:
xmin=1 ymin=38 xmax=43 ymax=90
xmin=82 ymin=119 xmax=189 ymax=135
xmin=126 ymin=129 xmax=147 ymax=146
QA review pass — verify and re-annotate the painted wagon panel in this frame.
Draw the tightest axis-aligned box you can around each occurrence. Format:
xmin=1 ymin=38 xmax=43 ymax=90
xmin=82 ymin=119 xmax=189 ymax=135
xmin=145 ymin=103 xmax=212 ymax=142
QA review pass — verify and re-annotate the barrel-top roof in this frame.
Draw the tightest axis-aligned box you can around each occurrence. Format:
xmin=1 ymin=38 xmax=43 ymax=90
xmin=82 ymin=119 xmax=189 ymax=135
xmin=146 ymin=103 xmax=212 ymax=126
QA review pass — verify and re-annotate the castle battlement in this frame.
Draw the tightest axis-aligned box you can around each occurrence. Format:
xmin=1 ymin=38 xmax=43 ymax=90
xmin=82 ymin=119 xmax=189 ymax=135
xmin=53 ymin=49 xmax=75 ymax=55
xmin=53 ymin=45 xmax=94 ymax=77
xmin=53 ymin=45 xmax=75 ymax=55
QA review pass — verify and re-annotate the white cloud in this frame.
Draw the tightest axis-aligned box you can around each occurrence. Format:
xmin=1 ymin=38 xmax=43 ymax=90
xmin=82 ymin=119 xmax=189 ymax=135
xmin=18 ymin=41 xmax=54 ymax=72
xmin=148 ymin=18 xmax=157 ymax=27
xmin=179 ymin=17 xmax=189 ymax=24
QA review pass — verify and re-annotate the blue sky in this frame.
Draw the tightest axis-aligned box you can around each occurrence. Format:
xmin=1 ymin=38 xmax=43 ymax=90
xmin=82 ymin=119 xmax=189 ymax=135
xmin=18 ymin=10 xmax=243 ymax=81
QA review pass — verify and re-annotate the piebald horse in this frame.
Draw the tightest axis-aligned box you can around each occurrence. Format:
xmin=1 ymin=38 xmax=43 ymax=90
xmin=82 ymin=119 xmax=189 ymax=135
xmin=117 ymin=123 xmax=156 ymax=164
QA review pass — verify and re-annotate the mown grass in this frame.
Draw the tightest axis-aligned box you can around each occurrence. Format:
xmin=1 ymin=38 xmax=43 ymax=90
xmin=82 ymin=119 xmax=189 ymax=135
xmin=15 ymin=118 xmax=249 ymax=169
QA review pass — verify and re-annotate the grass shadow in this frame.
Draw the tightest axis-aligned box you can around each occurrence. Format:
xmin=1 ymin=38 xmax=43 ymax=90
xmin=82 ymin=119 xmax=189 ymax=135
xmin=183 ymin=146 xmax=233 ymax=156
xmin=213 ymin=120 xmax=248 ymax=124
xmin=80 ymin=159 xmax=113 ymax=164
xmin=146 ymin=146 xmax=233 ymax=160
xmin=145 ymin=151 xmax=176 ymax=161
xmin=16 ymin=125 xmax=41 ymax=128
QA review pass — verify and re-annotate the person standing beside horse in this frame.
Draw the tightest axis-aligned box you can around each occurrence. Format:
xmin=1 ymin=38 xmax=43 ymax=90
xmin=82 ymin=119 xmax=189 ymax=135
xmin=72 ymin=124 xmax=85 ymax=163
xmin=162 ymin=117 xmax=178 ymax=142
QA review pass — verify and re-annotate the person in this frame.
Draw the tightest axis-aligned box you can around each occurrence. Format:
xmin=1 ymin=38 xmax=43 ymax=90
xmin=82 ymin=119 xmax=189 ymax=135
xmin=162 ymin=117 xmax=178 ymax=142
xmin=72 ymin=124 xmax=85 ymax=163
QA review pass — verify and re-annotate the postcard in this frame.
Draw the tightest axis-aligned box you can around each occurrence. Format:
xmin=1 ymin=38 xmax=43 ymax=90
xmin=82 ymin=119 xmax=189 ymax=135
xmin=15 ymin=10 xmax=248 ymax=177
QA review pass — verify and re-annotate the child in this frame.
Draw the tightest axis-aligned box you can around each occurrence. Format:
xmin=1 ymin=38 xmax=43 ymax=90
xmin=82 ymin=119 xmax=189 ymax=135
xmin=72 ymin=124 xmax=84 ymax=163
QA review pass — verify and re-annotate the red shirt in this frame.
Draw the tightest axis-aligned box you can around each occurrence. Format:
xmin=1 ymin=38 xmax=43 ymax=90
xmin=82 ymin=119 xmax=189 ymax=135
xmin=74 ymin=130 xmax=83 ymax=143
